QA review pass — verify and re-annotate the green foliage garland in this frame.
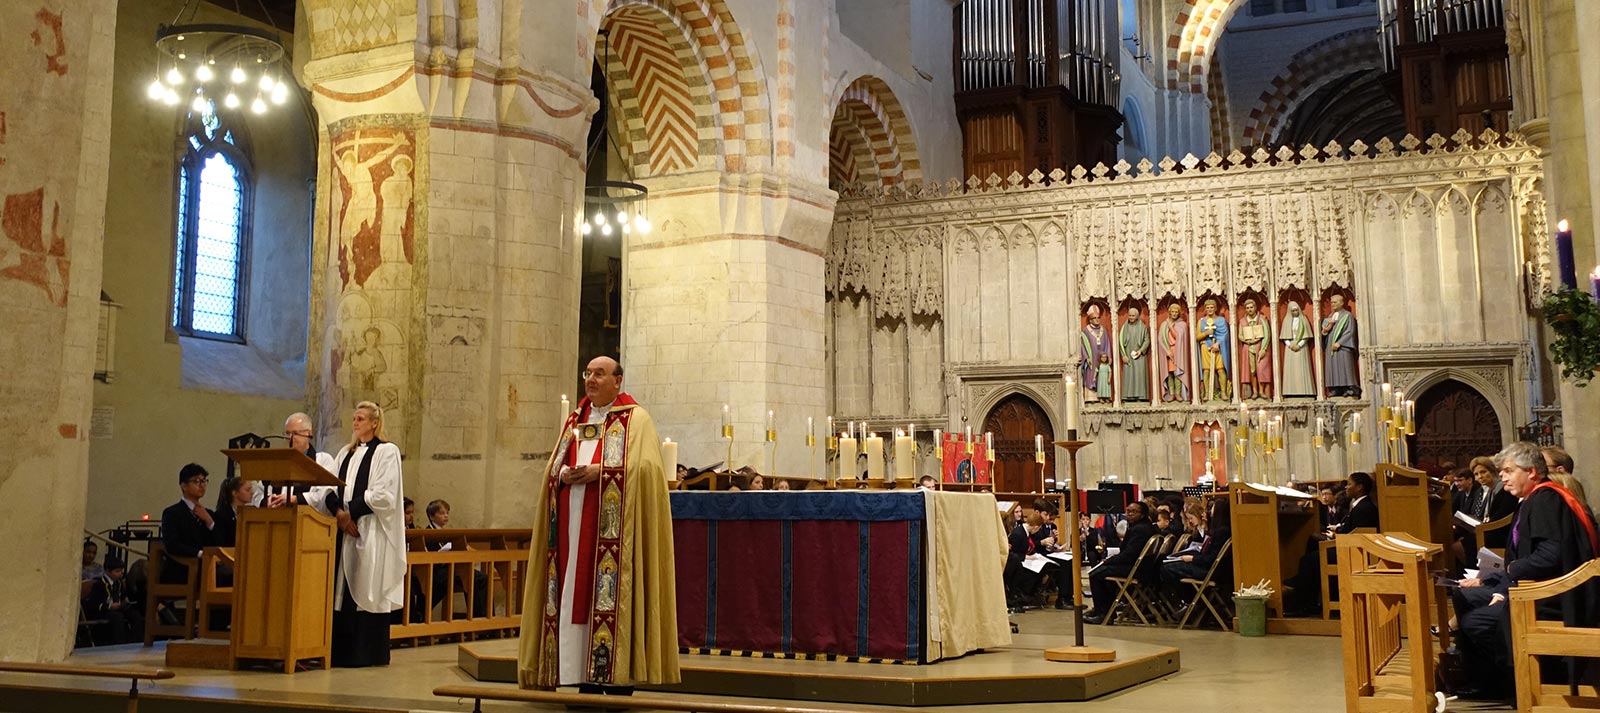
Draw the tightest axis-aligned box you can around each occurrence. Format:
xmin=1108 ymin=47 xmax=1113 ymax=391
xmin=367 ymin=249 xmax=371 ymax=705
xmin=1542 ymin=287 xmax=1600 ymax=387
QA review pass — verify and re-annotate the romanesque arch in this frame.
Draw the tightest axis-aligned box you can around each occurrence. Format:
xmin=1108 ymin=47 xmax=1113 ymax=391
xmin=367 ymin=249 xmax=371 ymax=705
xmin=1240 ymin=29 xmax=1383 ymax=147
xmin=1165 ymin=0 xmax=1249 ymax=93
xmin=827 ymin=76 xmax=923 ymax=188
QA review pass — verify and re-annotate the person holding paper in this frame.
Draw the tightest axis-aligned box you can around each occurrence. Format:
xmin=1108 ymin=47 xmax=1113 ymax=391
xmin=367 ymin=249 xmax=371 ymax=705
xmin=1449 ymin=442 xmax=1599 ymax=701
xmin=1004 ymin=499 xmax=1064 ymax=611
xmin=1161 ymin=500 xmax=1231 ymax=601
xmin=1470 ymin=456 xmax=1518 ymax=549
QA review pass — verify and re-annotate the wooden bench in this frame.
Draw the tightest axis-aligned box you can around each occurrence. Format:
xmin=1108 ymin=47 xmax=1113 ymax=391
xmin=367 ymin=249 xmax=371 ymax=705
xmin=142 ymin=542 xmax=198 ymax=646
xmin=392 ymin=528 xmax=531 ymax=645
xmin=1509 ymin=559 xmax=1600 ymax=713
xmin=197 ymin=546 xmax=235 ymax=639
xmin=1336 ymin=533 xmax=1445 ymax=713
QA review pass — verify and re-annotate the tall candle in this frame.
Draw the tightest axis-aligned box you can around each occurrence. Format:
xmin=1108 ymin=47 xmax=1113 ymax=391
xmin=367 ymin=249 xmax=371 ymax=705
xmin=1035 ymin=434 xmax=1043 ymax=455
xmin=1590 ymin=265 xmax=1600 ymax=302
xmin=1351 ymin=412 xmax=1362 ymax=445
xmin=766 ymin=410 xmax=776 ymax=442
xmin=1210 ymin=429 xmax=1222 ymax=454
xmin=934 ymin=429 xmax=944 ymax=459
xmin=894 ymin=431 xmax=914 ymax=482
xmin=964 ymin=425 xmax=973 ymax=449
xmin=722 ymin=404 xmax=733 ymax=440
xmin=561 ymin=394 xmax=570 ymax=420
xmin=865 ymin=433 xmax=885 ymax=481
xmin=1314 ymin=417 xmax=1325 ymax=448
xmin=662 ymin=438 xmax=678 ymax=481
xmin=808 ymin=416 xmax=815 ymax=442
xmin=1556 ymin=219 xmax=1577 ymax=288
xmin=1064 ymin=373 xmax=1081 ymax=432
xmin=766 ymin=409 xmax=775 ymax=432
xmin=908 ymin=423 xmax=915 ymax=441
xmin=984 ymin=431 xmax=995 ymax=461
xmin=838 ymin=433 xmax=858 ymax=481
xmin=827 ymin=416 xmax=834 ymax=440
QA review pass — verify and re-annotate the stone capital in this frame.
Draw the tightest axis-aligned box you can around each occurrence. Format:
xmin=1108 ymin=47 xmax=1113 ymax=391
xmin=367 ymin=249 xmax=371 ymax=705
xmin=1518 ymin=117 xmax=1552 ymax=151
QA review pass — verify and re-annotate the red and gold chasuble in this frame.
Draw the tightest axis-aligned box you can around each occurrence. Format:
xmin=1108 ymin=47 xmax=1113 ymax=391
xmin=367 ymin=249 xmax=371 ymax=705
xmin=537 ymin=394 xmax=635 ymax=687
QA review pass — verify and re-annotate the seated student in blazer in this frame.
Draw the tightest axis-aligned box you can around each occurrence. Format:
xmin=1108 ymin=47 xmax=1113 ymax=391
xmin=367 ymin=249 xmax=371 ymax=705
xmin=160 ymin=463 xmax=217 ymax=584
xmin=1084 ymin=501 xmax=1157 ymax=625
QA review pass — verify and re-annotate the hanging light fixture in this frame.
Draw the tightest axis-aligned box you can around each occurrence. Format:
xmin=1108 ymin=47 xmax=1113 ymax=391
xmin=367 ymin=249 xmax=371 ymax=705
xmin=583 ymin=180 xmax=651 ymax=239
xmin=149 ymin=0 xmax=287 ymax=118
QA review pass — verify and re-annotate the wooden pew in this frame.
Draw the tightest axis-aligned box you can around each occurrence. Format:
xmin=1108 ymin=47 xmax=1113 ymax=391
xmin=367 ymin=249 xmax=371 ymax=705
xmin=1336 ymin=533 xmax=1444 ymax=713
xmin=1229 ymin=482 xmax=1319 ymax=619
xmin=142 ymin=542 xmax=199 ymax=646
xmin=1374 ymin=463 xmax=1454 ymax=557
xmin=1509 ymin=559 xmax=1600 ymax=713
xmin=1473 ymin=514 xmax=1513 ymax=558
xmin=196 ymin=546 xmax=235 ymax=639
xmin=391 ymin=528 xmax=531 ymax=644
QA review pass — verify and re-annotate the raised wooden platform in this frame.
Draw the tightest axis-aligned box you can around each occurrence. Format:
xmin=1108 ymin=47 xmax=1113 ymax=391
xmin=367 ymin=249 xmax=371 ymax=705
xmin=457 ymin=634 xmax=1180 ymax=706
xmin=164 ymin=639 xmax=231 ymax=670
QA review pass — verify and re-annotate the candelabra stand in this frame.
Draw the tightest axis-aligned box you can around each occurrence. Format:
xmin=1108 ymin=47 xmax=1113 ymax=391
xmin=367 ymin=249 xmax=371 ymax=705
xmin=1046 ymin=431 xmax=1115 ymax=663
xmin=767 ymin=428 xmax=777 ymax=478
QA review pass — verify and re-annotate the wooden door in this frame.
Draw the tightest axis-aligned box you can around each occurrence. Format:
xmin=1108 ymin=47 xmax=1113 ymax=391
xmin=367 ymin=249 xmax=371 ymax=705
xmin=1409 ymin=379 xmax=1501 ymax=470
xmin=981 ymin=394 xmax=1055 ymax=494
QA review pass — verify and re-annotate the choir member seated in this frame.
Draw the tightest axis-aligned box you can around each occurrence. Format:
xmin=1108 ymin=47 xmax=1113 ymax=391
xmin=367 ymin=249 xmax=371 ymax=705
xmin=1084 ymin=501 xmax=1157 ymax=625
xmin=424 ymin=499 xmax=489 ymax=619
xmin=1161 ymin=500 xmax=1232 ymax=609
xmin=1004 ymin=498 xmax=1064 ymax=611
xmin=160 ymin=463 xmax=217 ymax=584
xmin=212 ymin=476 xmax=255 ymax=548
xmin=1284 ymin=472 xmax=1378 ymax=616
xmin=81 ymin=555 xmax=141 ymax=645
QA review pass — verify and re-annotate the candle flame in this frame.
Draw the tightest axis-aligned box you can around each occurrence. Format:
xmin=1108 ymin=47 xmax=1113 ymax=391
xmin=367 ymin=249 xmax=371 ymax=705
xmin=1591 ymin=265 xmax=1600 ymax=280
xmin=1558 ymin=218 xmax=1570 ymax=232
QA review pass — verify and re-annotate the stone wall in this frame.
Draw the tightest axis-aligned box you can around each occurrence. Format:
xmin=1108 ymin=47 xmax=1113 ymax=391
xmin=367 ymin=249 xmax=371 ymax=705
xmin=0 ymin=0 xmax=115 ymax=662
xmin=830 ymin=132 xmax=1550 ymax=490
xmin=87 ymin=0 xmax=316 ymax=535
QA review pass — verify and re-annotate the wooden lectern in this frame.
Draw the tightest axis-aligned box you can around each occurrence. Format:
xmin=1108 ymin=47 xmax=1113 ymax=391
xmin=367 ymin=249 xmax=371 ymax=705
xmin=1229 ymin=482 xmax=1318 ymax=618
xmin=1374 ymin=463 xmax=1453 ymax=548
xmin=222 ymin=449 xmax=343 ymax=672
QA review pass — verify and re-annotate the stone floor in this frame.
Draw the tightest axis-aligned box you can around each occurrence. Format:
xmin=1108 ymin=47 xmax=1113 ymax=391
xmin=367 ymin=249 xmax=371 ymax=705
xmin=9 ymin=610 xmax=1514 ymax=713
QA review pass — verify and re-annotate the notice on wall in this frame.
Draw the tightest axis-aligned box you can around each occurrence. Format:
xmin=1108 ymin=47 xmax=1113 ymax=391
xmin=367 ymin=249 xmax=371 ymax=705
xmin=90 ymin=406 xmax=113 ymax=440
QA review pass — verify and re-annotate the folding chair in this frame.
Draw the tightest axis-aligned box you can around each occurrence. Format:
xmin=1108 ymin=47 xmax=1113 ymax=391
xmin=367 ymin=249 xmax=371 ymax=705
xmin=1104 ymin=536 xmax=1161 ymax=626
xmin=1176 ymin=539 xmax=1233 ymax=629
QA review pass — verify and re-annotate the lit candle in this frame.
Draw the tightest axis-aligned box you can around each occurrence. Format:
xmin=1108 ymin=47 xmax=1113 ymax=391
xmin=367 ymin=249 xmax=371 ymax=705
xmin=1210 ymin=429 xmax=1222 ymax=455
xmin=662 ymin=438 xmax=678 ymax=481
xmin=985 ymin=431 xmax=995 ymax=461
xmin=934 ymin=429 xmax=944 ymax=459
xmin=965 ymin=425 xmax=974 ymax=453
xmin=865 ymin=432 xmax=885 ymax=481
xmin=1257 ymin=409 xmax=1267 ymax=431
xmin=838 ymin=432 xmax=858 ymax=481
xmin=561 ymin=394 xmax=570 ymax=420
xmin=848 ymin=421 xmax=856 ymax=441
xmin=807 ymin=416 xmax=815 ymax=442
xmin=894 ymin=430 xmax=914 ymax=482
xmin=1035 ymin=434 xmax=1043 ymax=454
xmin=1590 ymin=265 xmax=1600 ymax=302
xmin=1394 ymin=389 xmax=1405 ymax=413
xmin=1314 ymin=417 xmax=1325 ymax=448
xmin=767 ymin=409 xmax=776 ymax=442
xmin=1238 ymin=402 xmax=1248 ymax=423
xmin=766 ymin=409 xmax=775 ymax=432
xmin=1556 ymin=219 xmax=1576 ymax=288
xmin=827 ymin=416 xmax=834 ymax=439
xmin=722 ymin=404 xmax=733 ymax=440
xmin=1351 ymin=412 xmax=1362 ymax=445
xmin=908 ymin=423 xmax=915 ymax=441
xmin=1405 ymin=399 xmax=1416 ymax=434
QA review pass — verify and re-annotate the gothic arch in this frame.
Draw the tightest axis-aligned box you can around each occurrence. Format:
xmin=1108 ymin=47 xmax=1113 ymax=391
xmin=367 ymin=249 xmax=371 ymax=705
xmin=828 ymin=76 xmax=923 ymax=188
xmin=588 ymin=0 xmax=772 ymax=173
xmin=1241 ymin=29 xmax=1383 ymax=146
xmin=970 ymin=382 xmax=1062 ymax=436
xmin=1403 ymin=367 xmax=1515 ymax=445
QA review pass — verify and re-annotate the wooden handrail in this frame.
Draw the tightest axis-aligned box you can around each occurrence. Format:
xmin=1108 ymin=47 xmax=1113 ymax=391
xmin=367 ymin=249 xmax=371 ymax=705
xmin=0 ymin=662 xmax=173 ymax=713
xmin=81 ymin=530 xmax=149 ymax=561
xmin=433 ymin=685 xmax=894 ymax=713
xmin=1508 ymin=558 xmax=1600 ymax=600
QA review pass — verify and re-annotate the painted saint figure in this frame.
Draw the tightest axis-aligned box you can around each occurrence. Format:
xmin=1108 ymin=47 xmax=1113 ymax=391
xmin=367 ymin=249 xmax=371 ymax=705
xmin=1157 ymin=303 xmax=1190 ymax=402
xmin=1237 ymin=298 xmax=1273 ymax=400
xmin=1120 ymin=305 xmax=1150 ymax=402
xmin=1321 ymin=294 xmax=1360 ymax=397
xmin=1195 ymin=298 xmax=1232 ymax=402
xmin=1280 ymin=301 xmax=1316 ymax=398
xmin=1079 ymin=305 xmax=1111 ymax=401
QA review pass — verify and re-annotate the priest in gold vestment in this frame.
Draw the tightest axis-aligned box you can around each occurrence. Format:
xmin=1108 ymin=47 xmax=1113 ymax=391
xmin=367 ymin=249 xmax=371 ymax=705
xmin=519 ymin=356 xmax=680 ymax=692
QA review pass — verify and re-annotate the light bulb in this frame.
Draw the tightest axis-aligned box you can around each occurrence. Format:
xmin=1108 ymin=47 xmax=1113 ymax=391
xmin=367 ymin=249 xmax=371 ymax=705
xmin=271 ymin=83 xmax=288 ymax=105
xmin=258 ymin=74 xmax=275 ymax=92
xmin=163 ymin=88 xmax=180 ymax=106
xmin=195 ymin=64 xmax=213 ymax=82
xmin=250 ymin=96 xmax=266 ymax=114
xmin=223 ymin=92 xmax=240 ymax=109
xmin=592 ymin=213 xmax=604 ymax=226
xmin=177 ymin=52 xmax=186 ymax=60
xmin=616 ymin=210 xmax=628 ymax=223
xmin=600 ymin=222 xmax=612 ymax=236
xmin=637 ymin=217 xmax=652 ymax=234
xmin=230 ymin=66 xmax=246 ymax=84
xmin=621 ymin=223 xmax=631 ymax=235
xmin=580 ymin=222 xmax=592 ymax=235
xmin=147 ymin=78 xmax=166 ymax=100
xmin=166 ymin=67 xmax=184 ymax=85
xmin=191 ymin=95 xmax=209 ymax=114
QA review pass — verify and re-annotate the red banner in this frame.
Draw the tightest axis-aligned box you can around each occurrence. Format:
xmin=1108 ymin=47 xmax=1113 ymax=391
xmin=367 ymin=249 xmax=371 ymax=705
xmin=939 ymin=435 xmax=990 ymax=485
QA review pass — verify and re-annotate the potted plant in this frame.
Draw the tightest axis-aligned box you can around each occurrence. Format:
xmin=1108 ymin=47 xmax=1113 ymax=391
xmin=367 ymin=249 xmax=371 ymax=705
xmin=1542 ymin=287 xmax=1600 ymax=387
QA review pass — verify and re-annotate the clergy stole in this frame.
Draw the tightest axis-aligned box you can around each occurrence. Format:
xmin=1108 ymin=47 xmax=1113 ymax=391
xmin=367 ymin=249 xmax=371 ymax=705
xmin=539 ymin=407 xmax=632 ymax=686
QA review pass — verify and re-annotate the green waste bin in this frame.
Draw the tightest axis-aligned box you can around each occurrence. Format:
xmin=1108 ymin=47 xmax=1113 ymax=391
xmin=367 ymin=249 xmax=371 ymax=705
xmin=1235 ymin=596 xmax=1268 ymax=637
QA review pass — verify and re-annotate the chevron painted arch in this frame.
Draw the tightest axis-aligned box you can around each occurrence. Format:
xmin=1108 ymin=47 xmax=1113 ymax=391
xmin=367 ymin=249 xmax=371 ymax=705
xmin=828 ymin=76 xmax=922 ymax=188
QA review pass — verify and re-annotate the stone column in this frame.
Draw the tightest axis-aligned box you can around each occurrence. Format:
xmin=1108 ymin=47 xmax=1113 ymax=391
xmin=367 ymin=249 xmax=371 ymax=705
xmin=0 ymin=0 xmax=115 ymax=660
xmin=301 ymin=1 xmax=592 ymax=526
xmin=621 ymin=172 xmax=835 ymax=478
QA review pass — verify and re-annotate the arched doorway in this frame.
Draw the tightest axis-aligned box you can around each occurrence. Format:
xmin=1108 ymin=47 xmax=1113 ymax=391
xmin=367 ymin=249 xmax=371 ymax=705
xmin=1408 ymin=379 xmax=1501 ymax=470
xmin=981 ymin=394 xmax=1055 ymax=494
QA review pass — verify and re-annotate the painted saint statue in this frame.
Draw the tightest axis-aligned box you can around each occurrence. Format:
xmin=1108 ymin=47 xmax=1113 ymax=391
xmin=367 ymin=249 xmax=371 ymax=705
xmin=1119 ymin=305 xmax=1150 ymax=402
xmin=1157 ymin=303 xmax=1190 ymax=402
xmin=1237 ymin=298 xmax=1273 ymax=400
xmin=1079 ymin=305 xmax=1112 ymax=402
xmin=1194 ymin=298 xmax=1232 ymax=402
xmin=1280 ymin=301 xmax=1316 ymax=398
xmin=1320 ymin=294 xmax=1360 ymax=398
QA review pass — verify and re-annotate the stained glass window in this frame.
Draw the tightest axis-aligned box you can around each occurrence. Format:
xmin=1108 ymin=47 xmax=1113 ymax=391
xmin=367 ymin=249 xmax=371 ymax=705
xmin=173 ymin=112 xmax=251 ymax=340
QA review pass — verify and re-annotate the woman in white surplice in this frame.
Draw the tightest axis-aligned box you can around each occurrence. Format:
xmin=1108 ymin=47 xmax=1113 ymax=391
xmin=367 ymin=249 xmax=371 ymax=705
xmin=301 ymin=400 xmax=406 ymax=667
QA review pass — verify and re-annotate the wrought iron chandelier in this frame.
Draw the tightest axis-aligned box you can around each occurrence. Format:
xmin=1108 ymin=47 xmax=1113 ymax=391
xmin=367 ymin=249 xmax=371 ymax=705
xmin=582 ymin=181 xmax=651 ymax=237
xmin=147 ymin=0 xmax=288 ymax=116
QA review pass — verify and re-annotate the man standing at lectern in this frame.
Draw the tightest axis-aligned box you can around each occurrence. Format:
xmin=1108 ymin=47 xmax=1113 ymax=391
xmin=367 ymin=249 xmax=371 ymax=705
xmin=519 ymin=356 xmax=680 ymax=695
xmin=266 ymin=412 xmax=339 ymax=507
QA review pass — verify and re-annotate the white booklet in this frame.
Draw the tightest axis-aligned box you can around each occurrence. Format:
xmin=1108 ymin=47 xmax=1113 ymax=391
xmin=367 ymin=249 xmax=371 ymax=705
xmin=1476 ymin=547 xmax=1505 ymax=575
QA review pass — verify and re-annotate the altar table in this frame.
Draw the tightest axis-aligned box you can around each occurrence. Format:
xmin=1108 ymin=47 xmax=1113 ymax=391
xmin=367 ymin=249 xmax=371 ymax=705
xmin=670 ymin=490 xmax=1011 ymax=664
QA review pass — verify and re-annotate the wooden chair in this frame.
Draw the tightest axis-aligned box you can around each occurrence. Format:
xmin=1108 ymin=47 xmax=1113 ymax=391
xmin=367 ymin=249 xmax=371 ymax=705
xmin=1176 ymin=539 xmax=1233 ymax=630
xmin=197 ymin=546 xmax=235 ymax=639
xmin=143 ymin=541 xmax=199 ymax=646
xmin=1509 ymin=559 xmax=1600 ymax=713
xmin=1319 ymin=526 xmax=1376 ymax=620
xmin=1336 ymin=533 xmax=1443 ymax=713
xmin=1473 ymin=514 xmax=1513 ymax=558
xmin=1103 ymin=536 xmax=1161 ymax=626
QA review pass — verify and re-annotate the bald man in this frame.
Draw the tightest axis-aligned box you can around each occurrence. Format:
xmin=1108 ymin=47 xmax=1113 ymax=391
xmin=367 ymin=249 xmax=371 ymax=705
xmin=267 ymin=412 xmax=339 ymax=506
xmin=518 ymin=356 xmax=679 ymax=694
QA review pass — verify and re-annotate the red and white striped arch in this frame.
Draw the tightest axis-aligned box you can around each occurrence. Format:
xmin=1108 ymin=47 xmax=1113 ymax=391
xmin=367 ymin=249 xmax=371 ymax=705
xmin=827 ymin=76 xmax=922 ymax=188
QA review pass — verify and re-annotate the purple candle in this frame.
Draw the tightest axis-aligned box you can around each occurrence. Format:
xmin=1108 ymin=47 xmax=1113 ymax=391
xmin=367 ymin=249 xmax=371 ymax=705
xmin=1556 ymin=219 xmax=1577 ymax=289
xmin=1591 ymin=265 xmax=1600 ymax=303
